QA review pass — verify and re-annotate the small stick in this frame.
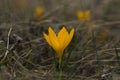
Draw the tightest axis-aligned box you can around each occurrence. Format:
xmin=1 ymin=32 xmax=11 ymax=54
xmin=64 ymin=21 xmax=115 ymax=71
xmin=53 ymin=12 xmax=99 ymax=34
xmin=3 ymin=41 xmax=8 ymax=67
xmin=0 ymin=27 xmax=12 ymax=63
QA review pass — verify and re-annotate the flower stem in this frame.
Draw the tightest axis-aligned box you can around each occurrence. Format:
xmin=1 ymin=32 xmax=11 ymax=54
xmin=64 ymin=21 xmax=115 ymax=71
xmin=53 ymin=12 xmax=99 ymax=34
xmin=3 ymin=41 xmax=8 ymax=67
xmin=59 ymin=58 xmax=62 ymax=66
xmin=58 ymin=65 xmax=63 ymax=80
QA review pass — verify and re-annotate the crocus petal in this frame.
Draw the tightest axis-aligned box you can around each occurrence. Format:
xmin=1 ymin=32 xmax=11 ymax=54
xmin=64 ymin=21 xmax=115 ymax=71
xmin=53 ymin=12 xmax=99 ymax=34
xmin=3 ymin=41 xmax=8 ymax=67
xmin=43 ymin=33 xmax=52 ymax=46
xmin=58 ymin=27 xmax=66 ymax=41
xmin=64 ymin=28 xmax=74 ymax=49
xmin=68 ymin=28 xmax=74 ymax=44
xmin=58 ymin=27 xmax=68 ymax=47
xmin=48 ymin=27 xmax=56 ymax=38
xmin=48 ymin=27 xmax=57 ymax=40
xmin=49 ymin=34 xmax=59 ymax=52
xmin=48 ymin=27 xmax=60 ymax=52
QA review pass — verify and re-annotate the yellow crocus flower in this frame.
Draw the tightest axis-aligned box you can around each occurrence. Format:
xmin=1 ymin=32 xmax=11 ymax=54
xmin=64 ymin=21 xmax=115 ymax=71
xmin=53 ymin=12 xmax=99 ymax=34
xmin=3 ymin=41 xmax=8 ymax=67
xmin=77 ymin=10 xmax=91 ymax=23
xmin=43 ymin=27 xmax=74 ymax=64
xmin=35 ymin=6 xmax=44 ymax=21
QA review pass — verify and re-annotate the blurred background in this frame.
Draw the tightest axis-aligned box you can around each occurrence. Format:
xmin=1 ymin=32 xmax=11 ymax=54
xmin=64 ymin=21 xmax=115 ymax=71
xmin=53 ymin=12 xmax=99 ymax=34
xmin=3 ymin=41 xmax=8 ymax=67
xmin=0 ymin=0 xmax=120 ymax=80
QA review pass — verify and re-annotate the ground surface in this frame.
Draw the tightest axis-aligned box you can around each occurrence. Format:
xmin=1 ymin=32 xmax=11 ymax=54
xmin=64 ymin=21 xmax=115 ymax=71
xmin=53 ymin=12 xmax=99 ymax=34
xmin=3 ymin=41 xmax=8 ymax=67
xmin=0 ymin=0 xmax=120 ymax=80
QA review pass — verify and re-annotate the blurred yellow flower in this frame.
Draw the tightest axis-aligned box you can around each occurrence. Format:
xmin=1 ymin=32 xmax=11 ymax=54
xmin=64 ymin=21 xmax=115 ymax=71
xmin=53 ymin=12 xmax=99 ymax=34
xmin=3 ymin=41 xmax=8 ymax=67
xmin=43 ymin=27 xmax=74 ymax=64
xmin=76 ymin=10 xmax=91 ymax=23
xmin=35 ymin=6 xmax=44 ymax=21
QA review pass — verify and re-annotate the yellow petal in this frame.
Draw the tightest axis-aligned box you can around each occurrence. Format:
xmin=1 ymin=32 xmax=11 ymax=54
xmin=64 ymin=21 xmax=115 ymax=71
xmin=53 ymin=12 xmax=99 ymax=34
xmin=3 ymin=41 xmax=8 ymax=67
xmin=49 ymin=35 xmax=59 ymax=51
xmin=64 ymin=28 xmax=74 ymax=49
xmin=43 ymin=32 xmax=52 ymax=46
xmin=56 ymin=27 xmax=69 ymax=62
xmin=58 ymin=27 xmax=68 ymax=46
xmin=48 ymin=27 xmax=60 ymax=52
xmin=68 ymin=28 xmax=74 ymax=43
xmin=58 ymin=27 xmax=66 ymax=40
xmin=48 ymin=27 xmax=57 ymax=40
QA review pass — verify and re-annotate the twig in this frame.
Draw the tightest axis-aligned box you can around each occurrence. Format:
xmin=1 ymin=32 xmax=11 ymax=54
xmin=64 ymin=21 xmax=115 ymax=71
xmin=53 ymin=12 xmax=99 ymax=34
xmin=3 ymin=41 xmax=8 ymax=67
xmin=0 ymin=27 xmax=12 ymax=63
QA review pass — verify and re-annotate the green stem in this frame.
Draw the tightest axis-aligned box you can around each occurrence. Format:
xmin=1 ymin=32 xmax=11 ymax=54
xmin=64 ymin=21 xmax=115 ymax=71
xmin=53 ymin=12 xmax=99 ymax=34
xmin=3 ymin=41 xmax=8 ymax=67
xmin=58 ymin=65 xmax=63 ymax=80
xmin=63 ymin=50 xmax=73 ymax=70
